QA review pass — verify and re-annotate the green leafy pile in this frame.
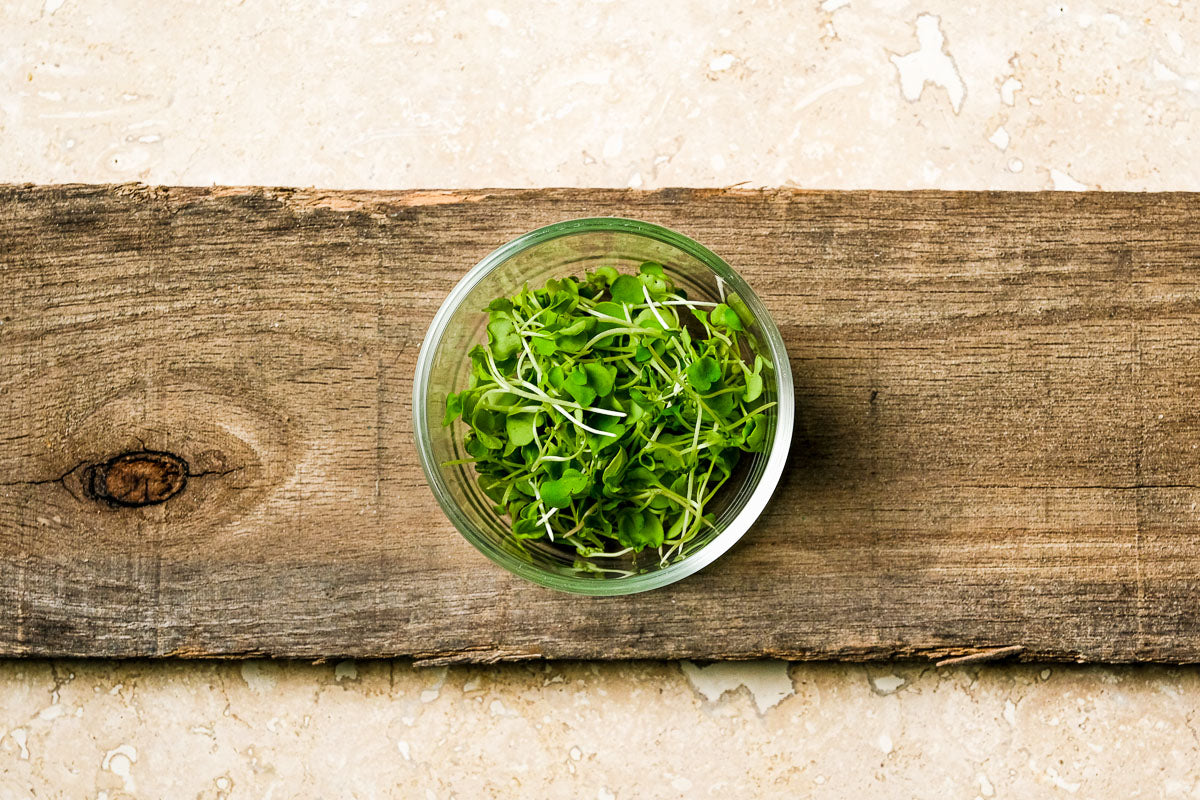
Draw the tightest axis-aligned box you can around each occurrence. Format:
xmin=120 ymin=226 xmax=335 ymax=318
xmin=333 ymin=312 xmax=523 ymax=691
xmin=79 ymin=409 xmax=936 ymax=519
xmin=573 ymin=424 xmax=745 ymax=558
xmin=444 ymin=262 xmax=774 ymax=568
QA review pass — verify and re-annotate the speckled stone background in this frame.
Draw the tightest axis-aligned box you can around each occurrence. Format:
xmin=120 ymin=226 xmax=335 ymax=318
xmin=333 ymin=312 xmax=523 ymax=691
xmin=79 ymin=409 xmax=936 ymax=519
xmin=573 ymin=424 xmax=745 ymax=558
xmin=2 ymin=0 xmax=1199 ymax=797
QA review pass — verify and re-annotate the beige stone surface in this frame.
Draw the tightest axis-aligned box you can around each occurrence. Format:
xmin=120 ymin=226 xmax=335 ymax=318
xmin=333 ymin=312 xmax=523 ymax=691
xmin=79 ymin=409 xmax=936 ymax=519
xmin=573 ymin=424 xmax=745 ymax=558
xmin=6 ymin=659 xmax=1200 ymax=799
xmin=3 ymin=0 xmax=1197 ymax=190
xmin=2 ymin=0 xmax=1200 ymax=797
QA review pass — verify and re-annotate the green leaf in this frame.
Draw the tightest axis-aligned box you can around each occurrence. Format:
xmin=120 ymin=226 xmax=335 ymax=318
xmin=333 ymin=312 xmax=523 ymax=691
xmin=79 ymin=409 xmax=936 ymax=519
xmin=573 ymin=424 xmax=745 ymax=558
xmin=539 ymin=482 xmax=570 ymax=509
xmin=443 ymin=391 xmax=463 ymax=426
xmin=478 ymin=474 xmax=508 ymax=503
xmin=711 ymin=303 xmax=743 ymax=331
xmin=582 ymin=363 xmax=616 ymax=397
xmin=616 ymin=510 xmax=665 ymax=550
xmin=557 ymin=316 xmax=594 ymax=337
xmin=744 ymin=372 xmax=764 ymax=402
xmin=665 ymin=513 xmax=687 ymax=540
xmin=556 ymin=331 xmax=590 ymax=353
xmin=548 ymin=294 xmax=577 ymax=316
xmin=471 ymin=406 xmax=505 ymax=443
xmin=610 ymin=274 xmax=644 ymax=304
xmin=633 ymin=308 xmax=664 ymax=331
xmin=506 ymin=412 xmax=537 ymax=447
xmin=640 ymin=273 xmax=668 ymax=299
xmin=726 ymin=293 xmax=754 ymax=330
xmin=591 ymin=266 xmax=619 ymax=286
xmin=541 ymin=468 xmax=589 ymax=508
xmin=488 ymin=391 xmax=521 ymax=411
xmin=593 ymin=300 xmax=627 ymax=322
xmin=708 ymin=389 xmax=735 ymax=417
xmin=512 ymin=505 xmax=544 ymax=538
xmin=589 ymin=422 xmax=625 ymax=452
xmin=686 ymin=356 xmax=721 ymax=391
xmin=460 ymin=389 xmax=483 ymax=422
xmin=467 ymin=345 xmax=490 ymax=382
xmin=624 ymin=466 xmax=656 ymax=489
xmin=547 ymin=365 xmax=566 ymax=391
xmin=565 ymin=369 xmax=597 ymax=406
xmin=638 ymin=261 xmax=665 ymax=277
xmin=746 ymin=416 xmax=767 ymax=451
xmin=486 ymin=317 xmax=521 ymax=361
xmin=602 ymin=447 xmax=628 ymax=488
xmin=464 ymin=435 xmax=489 ymax=460
xmin=650 ymin=445 xmax=684 ymax=471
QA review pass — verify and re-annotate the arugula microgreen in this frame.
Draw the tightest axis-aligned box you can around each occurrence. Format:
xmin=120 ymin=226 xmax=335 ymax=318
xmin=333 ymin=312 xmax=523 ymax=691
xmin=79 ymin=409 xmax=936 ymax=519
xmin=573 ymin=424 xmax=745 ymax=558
xmin=444 ymin=263 xmax=774 ymax=568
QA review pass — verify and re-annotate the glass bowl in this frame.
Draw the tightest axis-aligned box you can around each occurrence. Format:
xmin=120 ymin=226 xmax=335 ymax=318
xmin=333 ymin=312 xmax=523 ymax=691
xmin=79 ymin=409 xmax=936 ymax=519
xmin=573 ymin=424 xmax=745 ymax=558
xmin=412 ymin=218 xmax=794 ymax=595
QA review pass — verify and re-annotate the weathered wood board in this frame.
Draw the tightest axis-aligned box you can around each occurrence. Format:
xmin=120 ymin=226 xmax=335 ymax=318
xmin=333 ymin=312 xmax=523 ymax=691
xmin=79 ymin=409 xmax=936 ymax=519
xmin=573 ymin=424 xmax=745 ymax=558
xmin=3 ymin=185 xmax=1200 ymax=664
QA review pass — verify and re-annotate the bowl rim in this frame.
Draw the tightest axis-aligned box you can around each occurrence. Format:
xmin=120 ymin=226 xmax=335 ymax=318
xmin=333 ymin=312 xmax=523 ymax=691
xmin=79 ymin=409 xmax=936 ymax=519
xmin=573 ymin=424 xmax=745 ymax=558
xmin=412 ymin=216 xmax=794 ymax=595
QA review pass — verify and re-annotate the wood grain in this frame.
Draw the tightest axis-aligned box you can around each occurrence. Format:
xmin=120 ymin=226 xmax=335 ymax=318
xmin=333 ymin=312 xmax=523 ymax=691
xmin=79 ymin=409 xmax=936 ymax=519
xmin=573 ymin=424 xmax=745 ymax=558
xmin=3 ymin=184 xmax=1200 ymax=664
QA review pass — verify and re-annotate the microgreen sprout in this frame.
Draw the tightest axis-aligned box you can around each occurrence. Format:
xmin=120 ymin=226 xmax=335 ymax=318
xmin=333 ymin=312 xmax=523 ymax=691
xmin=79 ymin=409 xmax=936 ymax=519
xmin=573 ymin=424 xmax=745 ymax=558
xmin=444 ymin=262 xmax=774 ymax=568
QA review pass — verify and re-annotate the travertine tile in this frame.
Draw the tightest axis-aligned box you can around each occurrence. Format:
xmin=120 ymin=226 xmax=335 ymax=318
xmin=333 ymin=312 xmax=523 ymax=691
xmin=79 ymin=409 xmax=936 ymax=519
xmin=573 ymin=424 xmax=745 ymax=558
xmin=2 ymin=0 xmax=1198 ymax=797
xmin=5 ymin=660 xmax=1200 ymax=798
xmin=1 ymin=0 xmax=1195 ymax=190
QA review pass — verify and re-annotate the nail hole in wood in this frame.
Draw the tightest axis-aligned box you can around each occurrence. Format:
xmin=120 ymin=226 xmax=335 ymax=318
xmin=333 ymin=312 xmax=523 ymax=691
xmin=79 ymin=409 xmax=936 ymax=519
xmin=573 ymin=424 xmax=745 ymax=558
xmin=83 ymin=451 xmax=188 ymax=507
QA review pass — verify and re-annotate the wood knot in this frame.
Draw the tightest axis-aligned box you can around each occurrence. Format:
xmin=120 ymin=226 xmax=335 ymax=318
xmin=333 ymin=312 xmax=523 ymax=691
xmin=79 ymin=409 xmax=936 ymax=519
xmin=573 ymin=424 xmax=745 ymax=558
xmin=84 ymin=451 xmax=188 ymax=507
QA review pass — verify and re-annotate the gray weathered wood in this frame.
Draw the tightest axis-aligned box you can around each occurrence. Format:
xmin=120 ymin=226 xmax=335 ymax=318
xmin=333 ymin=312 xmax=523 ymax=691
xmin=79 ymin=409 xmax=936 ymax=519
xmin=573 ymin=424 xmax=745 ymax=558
xmin=2 ymin=184 xmax=1199 ymax=664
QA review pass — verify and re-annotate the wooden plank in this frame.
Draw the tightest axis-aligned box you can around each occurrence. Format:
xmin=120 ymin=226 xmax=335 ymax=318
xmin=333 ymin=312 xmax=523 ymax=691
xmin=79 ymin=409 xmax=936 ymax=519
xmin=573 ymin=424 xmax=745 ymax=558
xmin=2 ymin=184 xmax=1199 ymax=664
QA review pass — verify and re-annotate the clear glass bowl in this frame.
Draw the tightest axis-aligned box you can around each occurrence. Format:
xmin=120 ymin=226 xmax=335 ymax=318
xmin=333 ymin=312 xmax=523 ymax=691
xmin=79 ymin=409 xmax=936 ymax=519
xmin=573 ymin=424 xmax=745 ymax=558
xmin=412 ymin=218 xmax=794 ymax=595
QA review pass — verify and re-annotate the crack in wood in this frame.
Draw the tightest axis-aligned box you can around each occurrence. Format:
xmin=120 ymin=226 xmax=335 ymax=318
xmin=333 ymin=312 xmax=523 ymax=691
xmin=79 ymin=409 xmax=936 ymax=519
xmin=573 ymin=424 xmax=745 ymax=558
xmin=935 ymin=646 xmax=1026 ymax=667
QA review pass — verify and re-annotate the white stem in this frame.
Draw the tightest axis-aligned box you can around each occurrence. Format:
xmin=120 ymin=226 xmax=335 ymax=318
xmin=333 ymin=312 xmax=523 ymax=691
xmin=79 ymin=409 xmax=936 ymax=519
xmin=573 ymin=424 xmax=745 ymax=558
xmin=642 ymin=283 xmax=669 ymax=329
xmin=532 ymin=487 xmax=555 ymax=541
xmin=550 ymin=404 xmax=619 ymax=437
xmin=582 ymin=308 xmax=633 ymax=324
xmin=583 ymin=566 xmax=637 ymax=577
xmin=643 ymin=355 xmax=675 ymax=385
xmin=482 ymin=351 xmax=626 ymax=419
xmin=679 ymin=410 xmax=703 ymax=537
xmin=514 ymin=306 xmax=551 ymax=332
xmin=518 ymin=335 xmax=544 ymax=384
xmin=659 ymin=299 xmax=719 ymax=308
xmin=660 ymin=382 xmax=684 ymax=401
xmin=506 ymin=375 xmax=627 ymax=418
xmin=582 ymin=326 xmax=664 ymax=352
xmin=567 ymin=540 xmax=635 ymax=559
xmin=660 ymin=539 xmax=686 ymax=566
